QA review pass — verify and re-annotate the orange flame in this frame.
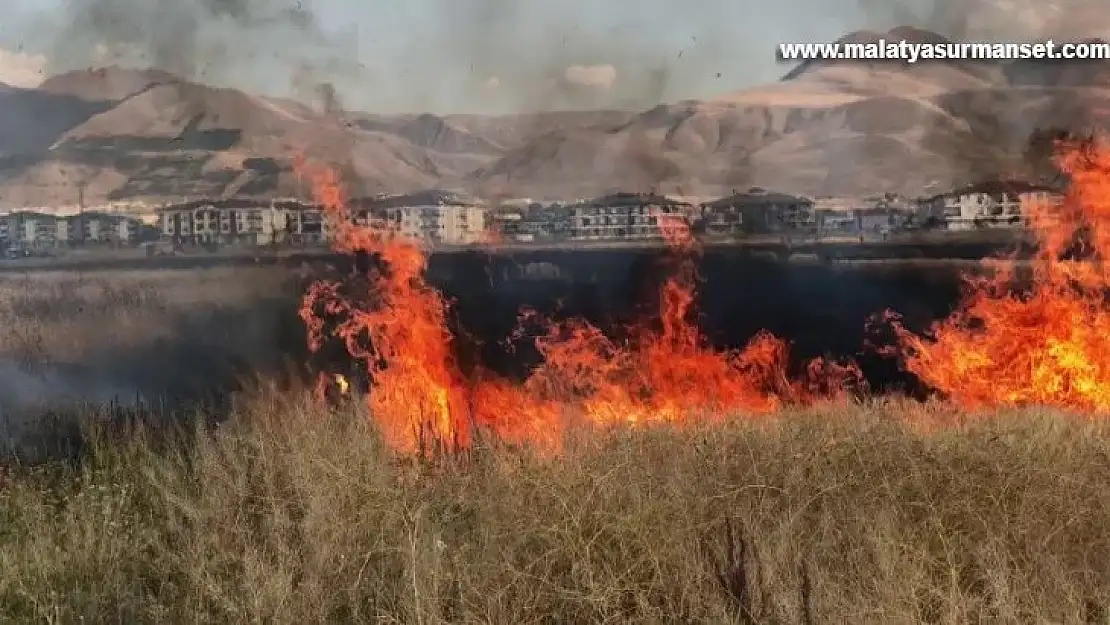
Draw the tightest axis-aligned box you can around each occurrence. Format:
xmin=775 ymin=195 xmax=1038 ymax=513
xmin=890 ymin=139 xmax=1110 ymax=412
xmin=298 ymin=161 xmax=861 ymax=453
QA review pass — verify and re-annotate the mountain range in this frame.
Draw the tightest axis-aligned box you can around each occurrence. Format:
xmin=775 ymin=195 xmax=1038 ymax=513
xmin=2 ymin=26 xmax=1109 ymax=206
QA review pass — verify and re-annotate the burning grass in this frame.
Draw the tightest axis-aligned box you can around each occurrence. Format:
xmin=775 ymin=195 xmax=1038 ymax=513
xmin=295 ymin=138 xmax=1110 ymax=453
xmin=2 ymin=393 xmax=1110 ymax=622
xmin=7 ymin=140 xmax=1110 ymax=621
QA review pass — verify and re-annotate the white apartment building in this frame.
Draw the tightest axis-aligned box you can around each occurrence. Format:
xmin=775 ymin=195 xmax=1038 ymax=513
xmin=156 ymin=193 xmax=490 ymax=247
xmin=0 ymin=211 xmax=144 ymax=247
xmin=23 ymin=215 xmax=55 ymax=246
xmin=700 ymin=189 xmax=814 ymax=236
xmin=160 ymin=200 xmax=297 ymax=245
xmin=373 ymin=191 xmax=488 ymax=246
xmin=927 ymin=182 xmax=1064 ymax=230
xmin=570 ymin=192 xmax=694 ymax=240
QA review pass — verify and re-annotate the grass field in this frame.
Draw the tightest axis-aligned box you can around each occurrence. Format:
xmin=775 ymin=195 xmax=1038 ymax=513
xmin=2 ymin=398 xmax=1109 ymax=623
xmin=0 ymin=266 xmax=301 ymax=376
xmin=0 ymin=267 xmax=307 ymax=461
xmin=1 ymin=267 xmax=1108 ymax=623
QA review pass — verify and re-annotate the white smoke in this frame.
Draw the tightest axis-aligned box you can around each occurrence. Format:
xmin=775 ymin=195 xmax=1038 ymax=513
xmin=0 ymin=48 xmax=47 ymax=87
xmin=564 ymin=64 xmax=617 ymax=88
xmin=0 ymin=359 xmax=144 ymax=461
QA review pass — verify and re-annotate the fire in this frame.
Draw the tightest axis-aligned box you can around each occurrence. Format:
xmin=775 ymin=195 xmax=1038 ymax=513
xmin=890 ymin=139 xmax=1110 ymax=412
xmin=295 ymin=137 xmax=1110 ymax=450
xmin=297 ymin=163 xmax=860 ymax=453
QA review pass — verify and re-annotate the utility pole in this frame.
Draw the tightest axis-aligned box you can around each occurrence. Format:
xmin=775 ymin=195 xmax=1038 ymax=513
xmin=77 ymin=180 xmax=87 ymax=245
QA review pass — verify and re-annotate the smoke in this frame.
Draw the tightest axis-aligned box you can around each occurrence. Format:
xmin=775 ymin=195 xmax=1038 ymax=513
xmin=20 ymin=0 xmax=1106 ymax=115
xmin=411 ymin=0 xmax=730 ymax=114
xmin=0 ymin=48 xmax=47 ymax=88
xmin=31 ymin=0 xmax=366 ymax=112
xmin=292 ymin=64 xmax=345 ymax=116
xmin=0 ymin=361 xmax=139 ymax=406
xmin=365 ymin=0 xmax=1110 ymax=114
xmin=7 ymin=0 xmax=1107 ymax=197
xmin=854 ymin=0 xmax=1110 ymax=41
xmin=910 ymin=0 xmax=1110 ymax=187
xmin=0 ymin=359 xmax=143 ymax=461
xmin=564 ymin=65 xmax=617 ymax=89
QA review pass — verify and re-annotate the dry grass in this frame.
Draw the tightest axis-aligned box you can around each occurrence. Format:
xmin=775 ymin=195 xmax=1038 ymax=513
xmin=2 ymin=266 xmax=1110 ymax=623
xmin=0 ymin=266 xmax=310 ymax=463
xmin=1 ymin=395 xmax=1109 ymax=623
xmin=0 ymin=267 xmax=301 ymax=369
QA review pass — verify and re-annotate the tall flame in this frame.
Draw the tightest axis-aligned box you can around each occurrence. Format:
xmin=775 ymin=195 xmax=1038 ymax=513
xmin=890 ymin=139 xmax=1110 ymax=412
xmin=298 ymin=162 xmax=861 ymax=453
xmin=299 ymin=138 xmax=1110 ymax=448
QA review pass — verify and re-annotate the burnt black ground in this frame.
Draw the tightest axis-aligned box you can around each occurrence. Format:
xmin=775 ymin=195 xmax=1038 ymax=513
xmin=6 ymin=251 xmax=973 ymax=463
xmin=423 ymin=250 xmax=966 ymax=398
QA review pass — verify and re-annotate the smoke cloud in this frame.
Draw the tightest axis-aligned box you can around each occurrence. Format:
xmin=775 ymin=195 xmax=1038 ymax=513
xmin=854 ymin=0 xmax=1110 ymax=41
xmin=564 ymin=65 xmax=617 ymax=89
xmin=0 ymin=48 xmax=47 ymax=87
xmin=0 ymin=359 xmax=143 ymax=461
xmin=28 ymin=0 xmax=366 ymax=114
xmin=8 ymin=0 xmax=1110 ymax=114
xmin=0 ymin=360 xmax=139 ymax=410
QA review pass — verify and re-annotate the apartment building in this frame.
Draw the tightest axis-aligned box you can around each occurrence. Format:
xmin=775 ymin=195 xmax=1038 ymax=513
xmin=71 ymin=212 xmax=142 ymax=243
xmin=0 ymin=210 xmax=144 ymax=249
xmin=700 ymin=188 xmax=815 ymax=236
xmin=160 ymin=199 xmax=296 ymax=245
xmin=811 ymin=195 xmax=920 ymax=236
xmin=285 ymin=204 xmax=324 ymax=244
xmin=371 ymin=190 xmax=488 ymax=245
xmin=21 ymin=212 xmax=59 ymax=247
xmin=489 ymin=203 xmax=575 ymax=242
xmin=0 ymin=211 xmax=65 ymax=248
xmin=157 ymin=192 xmax=490 ymax=248
xmin=570 ymin=193 xmax=694 ymax=240
xmin=923 ymin=181 xmax=1064 ymax=230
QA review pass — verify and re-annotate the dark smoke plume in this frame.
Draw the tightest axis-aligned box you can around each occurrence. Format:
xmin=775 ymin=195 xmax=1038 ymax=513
xmin=853 ymin=0 xmax=1109 ymax=41
xmin=35 ymin=0 xmax=365 ymax=112
xmin=15 ymin=0 xmax=1110 ymax=199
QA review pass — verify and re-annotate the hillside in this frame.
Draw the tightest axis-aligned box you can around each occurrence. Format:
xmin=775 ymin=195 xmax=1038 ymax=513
xmin=466 ymin=28 xmax=1110 ymax=199
xmin=2 ymin=29 xmax=1110 ymax=205
xmin=0 ymin=68 xmax=501 ymax=205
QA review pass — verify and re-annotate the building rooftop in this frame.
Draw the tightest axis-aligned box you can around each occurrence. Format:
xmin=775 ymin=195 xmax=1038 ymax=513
xmin=364 ymin=189 xmax=481 ymax=210
xmin=573 ymin=192 xmax=694 ymax=209
xmin=0 ymin=210 xmax=57 ymax=220
xmin=924 ymin=179 xmax=1063 ymax=202
xmin=703 ymin=188 xmax=811 ymax=208
xmin=159 ymin=197 xmax=316 ymax=213
xmin=157 ymin=191 xmax=489 ymax=214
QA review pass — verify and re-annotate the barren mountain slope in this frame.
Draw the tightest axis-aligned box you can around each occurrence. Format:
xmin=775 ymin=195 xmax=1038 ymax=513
xmin=38 ymin=66 xmax=179 ymax=102
xmin=5 ymin=26 xmax=1110 ymax=204
xmin=0 ymin=75 xmax=493 ymax=204
xmin=468 ymin=28 xmax=1110 ymax=198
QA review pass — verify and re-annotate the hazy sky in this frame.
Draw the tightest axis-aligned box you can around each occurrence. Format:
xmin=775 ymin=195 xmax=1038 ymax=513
xmin=0 ymin=0 xmax=1102 ymax=114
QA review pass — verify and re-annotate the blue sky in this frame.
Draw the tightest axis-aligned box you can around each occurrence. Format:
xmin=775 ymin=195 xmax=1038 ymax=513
xmin=0 ymin=0 xmax=1081 ymax=114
